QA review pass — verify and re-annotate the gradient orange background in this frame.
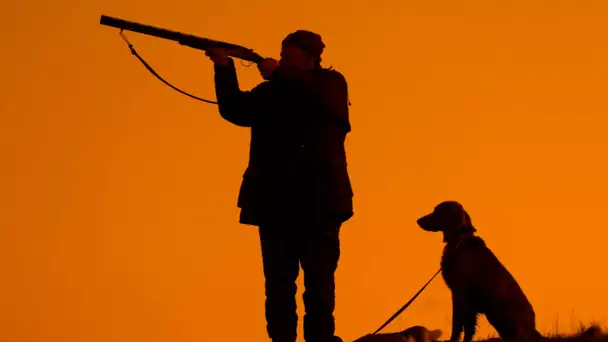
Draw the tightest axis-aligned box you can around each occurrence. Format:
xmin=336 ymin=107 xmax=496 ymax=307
xmin=3 ymin=1 xmax=608 ymax=341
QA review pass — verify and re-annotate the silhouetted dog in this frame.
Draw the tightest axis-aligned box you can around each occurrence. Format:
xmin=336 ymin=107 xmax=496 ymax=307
xmin=417 ymin=201 xmax=542 ymax=342
xmin=354 ymin=325 xmax=442 ymax=342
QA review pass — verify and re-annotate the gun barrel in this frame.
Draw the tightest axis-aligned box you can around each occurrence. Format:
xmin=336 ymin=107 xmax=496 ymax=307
xmin=99 ymin=15 xmax=264 ymax=63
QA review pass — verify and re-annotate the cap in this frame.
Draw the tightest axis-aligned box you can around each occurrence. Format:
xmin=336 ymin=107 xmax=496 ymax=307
xmin=283 ymin=30 xmax=325 ymax=59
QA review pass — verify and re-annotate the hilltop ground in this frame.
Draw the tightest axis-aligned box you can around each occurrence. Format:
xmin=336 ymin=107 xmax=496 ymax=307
xmin=463 ymin=324 xmax=607 ymax=342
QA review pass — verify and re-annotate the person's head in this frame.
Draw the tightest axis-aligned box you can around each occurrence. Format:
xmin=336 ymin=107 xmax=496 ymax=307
xmin=280 ymin=30 xmax=325 ymax=71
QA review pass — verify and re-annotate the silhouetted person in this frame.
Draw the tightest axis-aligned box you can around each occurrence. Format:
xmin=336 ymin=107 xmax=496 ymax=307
xmin=206 ymin=30 xmax=353 ymax=342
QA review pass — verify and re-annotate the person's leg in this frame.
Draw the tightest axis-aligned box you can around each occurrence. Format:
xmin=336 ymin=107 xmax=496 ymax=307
xmin=259 ymin=224 xmax=301 ymax=342
xmin=299 ymin=217 xmax=343 ymax=342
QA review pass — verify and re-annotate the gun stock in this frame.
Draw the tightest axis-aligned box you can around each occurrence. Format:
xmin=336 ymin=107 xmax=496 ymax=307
xmin=99 ymin=15 xmax=264 ymax=63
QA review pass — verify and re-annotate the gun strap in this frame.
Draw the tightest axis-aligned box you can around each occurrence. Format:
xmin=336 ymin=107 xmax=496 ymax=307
xmin=119 ymin=30 xmax=219 ymax=104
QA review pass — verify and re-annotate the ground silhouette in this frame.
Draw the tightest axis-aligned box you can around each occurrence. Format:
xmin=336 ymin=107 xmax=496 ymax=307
xmin=458 ymin=323 xmax=607 ymax=342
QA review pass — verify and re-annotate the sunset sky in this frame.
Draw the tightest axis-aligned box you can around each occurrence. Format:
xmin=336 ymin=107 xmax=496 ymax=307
xmin=3 ymin=0 xmax=608 ymax=341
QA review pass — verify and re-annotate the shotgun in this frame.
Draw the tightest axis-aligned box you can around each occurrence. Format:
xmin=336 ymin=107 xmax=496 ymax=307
xmin=100 ymin=15 xmax=264 ymax=63
xmin=100 ymin=14 xmax=268 ymax=103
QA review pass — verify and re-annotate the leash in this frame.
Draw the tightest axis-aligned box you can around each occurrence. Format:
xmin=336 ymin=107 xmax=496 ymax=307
xmin=371 ymin=267 xmax=442 ymax=335
xmin=118 ymin=30 xmax=219 ymax=104
xmin=371 ymin=240 xmax=463 ymax=335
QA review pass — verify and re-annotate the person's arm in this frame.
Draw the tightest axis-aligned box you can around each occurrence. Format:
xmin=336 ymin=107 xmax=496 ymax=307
xmin=213 ymin=58 xmax=266 ymax=127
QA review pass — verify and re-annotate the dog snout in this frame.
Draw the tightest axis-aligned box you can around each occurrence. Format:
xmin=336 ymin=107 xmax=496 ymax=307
xmin=417 ymin=213 xmax=442 ymax=232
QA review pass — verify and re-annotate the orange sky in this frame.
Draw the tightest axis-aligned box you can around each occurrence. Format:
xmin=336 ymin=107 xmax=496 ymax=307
xmin=3 ymin=0 xmax=608 ymax=341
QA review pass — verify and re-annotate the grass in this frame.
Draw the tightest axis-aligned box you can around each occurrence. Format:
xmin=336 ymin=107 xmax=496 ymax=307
xmin=464 ymin=322 xmax=608 ymax=342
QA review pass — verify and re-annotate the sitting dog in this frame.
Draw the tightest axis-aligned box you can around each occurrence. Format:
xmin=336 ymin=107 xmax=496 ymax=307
xmin=417 ymin=201 xmax=542 ymax=342
xmin=354 ymin=325 xmax=442 ymax=342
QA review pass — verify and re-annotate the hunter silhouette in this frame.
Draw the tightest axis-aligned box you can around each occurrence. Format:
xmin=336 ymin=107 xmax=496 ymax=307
xmin=206 ymin=30 xmax=353 ymax=342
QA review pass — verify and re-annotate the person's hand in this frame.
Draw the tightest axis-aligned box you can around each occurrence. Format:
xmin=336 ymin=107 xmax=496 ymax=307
xmin=273 ymin=63 xmax=314 ymax=84
xmin=257 ymin=58 xmax=279 ymax=80
xmin=205 ymin=47 xmax=232 ymax=66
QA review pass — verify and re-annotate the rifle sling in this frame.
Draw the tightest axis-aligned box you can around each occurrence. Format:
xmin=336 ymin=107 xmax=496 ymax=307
xmin=119 ymin=30 xmax=219 ymax=104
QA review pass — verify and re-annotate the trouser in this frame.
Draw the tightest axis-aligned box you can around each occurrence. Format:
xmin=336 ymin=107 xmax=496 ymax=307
xmin=258 ymin=216 xmax=342 ymax=342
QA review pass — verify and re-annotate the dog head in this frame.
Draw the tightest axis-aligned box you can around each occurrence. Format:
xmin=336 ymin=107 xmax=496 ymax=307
xmin=417 ymin=201 xmax=476 ymax=241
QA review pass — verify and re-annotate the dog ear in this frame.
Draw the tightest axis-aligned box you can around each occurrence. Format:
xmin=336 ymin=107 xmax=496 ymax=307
xmin=462 ymin=211 xmax=477 ymax=232
xmin=461 ymin=211 xmax=469 ymax=227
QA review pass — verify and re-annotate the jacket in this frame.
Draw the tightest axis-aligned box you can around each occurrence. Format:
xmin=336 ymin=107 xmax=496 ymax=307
xmin=213 ymin=58 xmax=354 ymax=226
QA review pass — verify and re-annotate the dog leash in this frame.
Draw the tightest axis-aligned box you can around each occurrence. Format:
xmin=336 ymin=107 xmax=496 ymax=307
xmin=371 ymin=267 xmax=443 ymax=335
xmin=371 ymin=240 xmax=463 ymax=335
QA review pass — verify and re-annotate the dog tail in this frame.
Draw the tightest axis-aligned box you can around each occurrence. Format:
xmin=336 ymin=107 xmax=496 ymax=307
xmin=428 ymin=329 xmax=442 ymax=341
